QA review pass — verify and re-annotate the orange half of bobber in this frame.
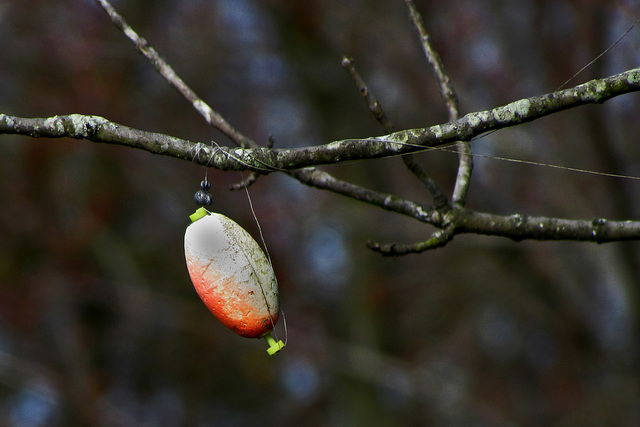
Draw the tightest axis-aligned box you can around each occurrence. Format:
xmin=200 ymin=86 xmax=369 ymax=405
xmin=184 ymin=208 xmax=281 ymax=344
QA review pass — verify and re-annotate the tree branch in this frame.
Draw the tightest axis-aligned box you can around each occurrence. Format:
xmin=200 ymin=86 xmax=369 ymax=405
xmin=405 ymin=0 xmax=472 ymax=207
xmin=289 ymin=168 xmax=440 ymax=223
xmin=4 ymin=108 xmax=640 ymax=248
xmin=94 ymin=0 xmax=256 ymax=149
xmin=5 ymin=2 xmax=640 ymax=254
xmin=367 ymin=224 xmax=456 ymax=256
xmin=405 ymin=0 xmax=459 ymax=120
xmin=366 ymin=209 xmax=640 ymax=256
xmin=341 ymin=56 xmax=396 ymax=131
xmin=0 ymin=114 xmax=198 ymax=161
xmin=341 ymin=56 xmax=448 ymax=208
xmin=3 ymin=67 xmax=639 ymax=171
xmin=275 ymin=67 xmax=640 ymax=167
xmin=454 ymin=210 xmax=640 ymax=243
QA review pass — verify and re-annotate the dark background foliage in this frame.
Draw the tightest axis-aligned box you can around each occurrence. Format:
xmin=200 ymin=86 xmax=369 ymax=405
xmin=1 ymin=0 xmax=640 ymax=425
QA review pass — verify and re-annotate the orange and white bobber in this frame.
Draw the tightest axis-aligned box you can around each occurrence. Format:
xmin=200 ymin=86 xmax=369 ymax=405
xmin=185 ymin=206 xmax=284 ymax=355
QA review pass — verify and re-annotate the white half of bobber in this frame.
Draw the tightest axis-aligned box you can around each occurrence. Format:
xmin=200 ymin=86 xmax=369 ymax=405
xmin=184 ymin=208 xmax=280 ymax=339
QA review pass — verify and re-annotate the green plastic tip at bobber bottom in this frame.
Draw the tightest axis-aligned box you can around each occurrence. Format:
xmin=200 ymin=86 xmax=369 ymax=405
xmin=264 ymin=332 xmax=285 ymax=356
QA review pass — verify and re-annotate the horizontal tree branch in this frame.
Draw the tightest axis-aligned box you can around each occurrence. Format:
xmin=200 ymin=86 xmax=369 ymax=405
xmin=284 ymin=169 xmax=640 ymax=250
xmin=14 ymin=110 xmax=634 ymax=244
xmin=4 ymin=112 xmax=640 ymax=248
xmin=2 ymin=67 xmax=638 ymax=173
xmin=455 ymin=210 xmax=640 ymax=243
xmin=3 ymin=68 xmax=640 ymax=251
xmin=271 ymin=67 xmax=640 ymax=169
xmin=0 ymin=114 xmax=197 ymax=162
xmin=367 ymin=209 xmax=640 ymax=256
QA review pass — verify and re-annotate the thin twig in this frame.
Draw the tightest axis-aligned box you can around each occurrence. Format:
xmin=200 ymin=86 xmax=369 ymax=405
xmin=228 ymin=173 xmax=259 ymax=191
xmin=341 ymin=56 xmax=396 ymax=131
xmin=341 ymin=56 xmax=448 ymax=207
xmin=401 ymin=155 xmax=449 ymax=209
xmin=405 ymin=0 xmax=473 ymax=207
xmin=367 ymin=224 xmax=455 ymax=256
xmin=94 ymin=0 xmax=256 ymax=149
xmin=229 ymin=136 xmax=275 ymax=190
xmin=405 ymin=1 xmax=458 ymax=120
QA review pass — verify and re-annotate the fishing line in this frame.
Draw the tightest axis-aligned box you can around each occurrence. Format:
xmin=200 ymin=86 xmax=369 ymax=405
xmin=455 ymin=14 xmax=640 ymax=168
xmin=188 ymin=135 xmax=286 ymax=352
xmin=231 ymin=216 xmax=283 ymax=343
xmin=193 ymin=139 xmax=280 ymax=265
xmin=554 ymin=17 xmax=639 ymax=92
xmin=240 ymin=170 xmax=286 ymax=344
xmin=241 ymin=171 xmax=272 ymax=265
xmin=378 ymin=15 xmax=640 ymax=181
xmin=280 ymin=310 xmax=288 ymax=346
xmin=373 ymin=137 xmax=640 ymax=182
xmin=443 ymin=144 xmax=640 ymax=181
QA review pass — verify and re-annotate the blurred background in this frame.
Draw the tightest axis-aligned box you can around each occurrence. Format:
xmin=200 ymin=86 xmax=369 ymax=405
xmin=1 ymin=0 xmax=640 ymax=425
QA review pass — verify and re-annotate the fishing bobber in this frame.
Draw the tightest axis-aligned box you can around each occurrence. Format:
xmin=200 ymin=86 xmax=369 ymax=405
xmin=184 ymin=207 xmax=284 ymax=355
